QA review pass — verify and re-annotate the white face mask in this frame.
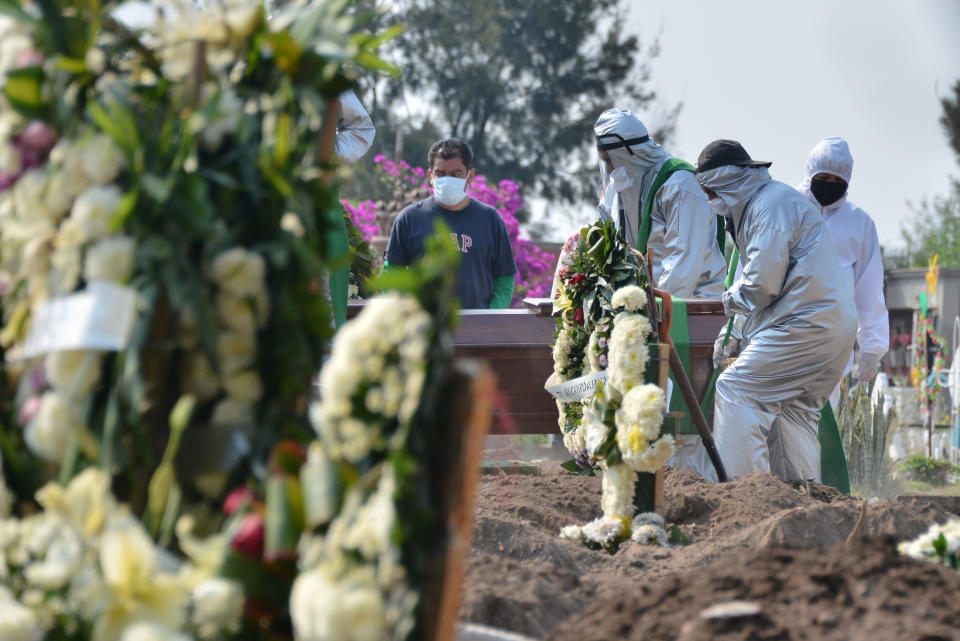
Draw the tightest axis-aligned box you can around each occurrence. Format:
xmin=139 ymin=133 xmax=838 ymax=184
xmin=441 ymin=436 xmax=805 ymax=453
xmin=432 ymin=176 xmax=468 ymax=207
xmin=610 ymin=166 xmax=635 ymax=192
xmin=708 ymin=196 xmax=731 ymax=218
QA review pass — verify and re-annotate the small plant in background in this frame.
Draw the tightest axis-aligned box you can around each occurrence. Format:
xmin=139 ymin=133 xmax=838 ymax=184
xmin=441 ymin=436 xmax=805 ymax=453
xmin=836 ymin=377 xmax=897 ymax=495
xmin=895 ymin=453 xmax=960 ymax=487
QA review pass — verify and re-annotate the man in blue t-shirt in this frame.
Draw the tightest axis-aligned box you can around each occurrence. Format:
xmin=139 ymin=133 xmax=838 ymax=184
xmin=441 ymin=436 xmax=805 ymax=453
xmin=385 ymin=138 xmax=517 ymax=309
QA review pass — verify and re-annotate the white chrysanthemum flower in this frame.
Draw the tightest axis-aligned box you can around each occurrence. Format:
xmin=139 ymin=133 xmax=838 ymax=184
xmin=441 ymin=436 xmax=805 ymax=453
xmin=48 ymin=245 xmax=83 ymax=294
xmin=216 ymin=328 xmax=256 ymax=375
xmin=552 ymin=328 xmax=575 ymax=371
xmin=290 ymin=565 xmax=387 ymax=641
xmin=216 ymin=294 xmax=256 ymax=334
xmin=24 ymin=392 xmax=77 ymax=463
xmin=12 ymin=169 xmax=53 ymax=224
xmin=210 ymin=248 xmax=266 ymax=300
xmin=65 ymin=185 xmax=123 ymax=245
xmin=611 ymin=286 xmax=647 ymax=312
xmin=631 ymin=523 xmax=668 ymax=546
xmin=118 ymin=621 xmax=192 ymax=641
xmin=80 ymin=135 xmax=126 ymax=186
xmin=558 ymin=525 xmax=585 ymax=543
xmin=628 ymin=434 xmax=676 ymax=474
xmin=23 ymin=527 xmax=83 ymax=590
xmin=0 ymin=587 xmax=45 ymax=641
xmin=189 ymin=577 xmax=244 ymax=640
xmin=600 ymin=463 xmax=636 ymax=520
xmin=313 ymin=294 xmax=431 ymax=461
xmin=20 ymin=234 xmax=52 ymax=280
xmin=84 ymin=236 xmax=135 ymax=283
xmin=617 ymin=383 xmax=666 ymax=445
xmin=0 ymin=142 xmax=20 ymax=175
xmin=898 ymin=518 xmax=960 ymax=560
xmin=580 ymin=517 xmax=624 ymax=547
xmin=634 ymin=511 xmax=666 ymax=529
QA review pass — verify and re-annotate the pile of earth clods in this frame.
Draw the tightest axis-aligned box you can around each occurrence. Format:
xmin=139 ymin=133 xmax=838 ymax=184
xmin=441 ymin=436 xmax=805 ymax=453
xmin=460 ymin=467 xmax=956 ymax=640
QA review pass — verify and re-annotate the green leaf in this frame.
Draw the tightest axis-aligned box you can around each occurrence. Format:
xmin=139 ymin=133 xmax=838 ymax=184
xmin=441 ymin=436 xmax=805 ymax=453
xmin=264 ymin=474 xmax=305 ymax=562
xmin=933 ymin=532 xmax=948 ymax=557
xmin=668 ymin=525 xmax=692 ymax=546
xmin=2 ymin=66 xmax=45 ymax=118
xmin=370 ymin=267 xmax=420 ymax=293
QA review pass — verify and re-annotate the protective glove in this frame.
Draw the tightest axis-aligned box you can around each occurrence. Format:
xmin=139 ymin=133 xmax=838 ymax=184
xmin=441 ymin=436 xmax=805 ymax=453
xmin=852 ymin=352 xmax=880 ymax=381
xmin=713 ymin=334 xmax=740 ymax=369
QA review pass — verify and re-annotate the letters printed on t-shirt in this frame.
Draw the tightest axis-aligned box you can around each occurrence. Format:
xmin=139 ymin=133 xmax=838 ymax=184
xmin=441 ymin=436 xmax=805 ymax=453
xmin=450 ymin=232 xmax=473 ymax=253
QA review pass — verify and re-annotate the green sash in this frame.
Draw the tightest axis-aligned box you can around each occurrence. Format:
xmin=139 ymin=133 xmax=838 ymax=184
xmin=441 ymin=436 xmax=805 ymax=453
xmin=698 ymin=249 xmax=850 ymax=493
xmin=326 ymin=204 xmax=349 ymax=329
xmin=637 ymin=158 xmax=725 ymax=254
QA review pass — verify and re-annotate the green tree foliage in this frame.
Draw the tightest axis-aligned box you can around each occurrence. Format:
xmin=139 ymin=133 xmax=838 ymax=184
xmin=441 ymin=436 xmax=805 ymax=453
xmin=888 ymin=80 xmax=960 ymax=268
xmin=345 ymin=0 xmax=678 ymax=209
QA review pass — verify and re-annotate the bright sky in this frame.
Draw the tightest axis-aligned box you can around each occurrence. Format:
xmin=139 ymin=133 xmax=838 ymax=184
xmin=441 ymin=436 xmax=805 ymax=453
xmin=623 ymin=0 xmax=960 ymax=250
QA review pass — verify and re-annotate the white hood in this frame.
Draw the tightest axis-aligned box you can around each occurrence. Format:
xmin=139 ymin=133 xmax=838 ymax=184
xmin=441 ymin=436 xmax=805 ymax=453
xmin=593 ymin=108 xmax=668 ymax=245
xmin=800 ymin=136 xmax=853 ymax=211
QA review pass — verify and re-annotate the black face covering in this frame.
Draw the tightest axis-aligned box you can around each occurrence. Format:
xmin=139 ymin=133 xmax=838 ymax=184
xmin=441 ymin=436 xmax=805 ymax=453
xmin=810 ymin=178 xmax=848 ymax=207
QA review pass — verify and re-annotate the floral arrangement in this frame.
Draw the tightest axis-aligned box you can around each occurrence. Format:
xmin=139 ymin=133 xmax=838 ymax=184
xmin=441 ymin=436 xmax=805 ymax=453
xmin=0 ymin=0 xmax=402 ymax=637
xmin=910 ymin=313 xmax=946 ymax=420
xmin=367 ymin=155 xmax=556 ymax=307
xmin=899 ymin=518 xmax=960 ymax=571
xmin=289 ymin=230 xmax=466 ymax=641
xmin=559 ymin=285 xmax=675 ymax=552
xmin=0 ymin=466 xmax=244 ymax=640
xmin=550 ymin=221 xmax=651 ymax=463
xmin=550 ymin=222 xmax=674 ymax=552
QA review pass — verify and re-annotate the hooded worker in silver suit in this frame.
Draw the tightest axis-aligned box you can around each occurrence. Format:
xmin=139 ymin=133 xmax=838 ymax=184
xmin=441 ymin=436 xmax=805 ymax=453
xmin=592 ymin=110 xmax=727 ymax=480
xmin=697 ymin=139 xmax=857 ymax=482
xmin=593 ymin=109 xmax=726 ymax=298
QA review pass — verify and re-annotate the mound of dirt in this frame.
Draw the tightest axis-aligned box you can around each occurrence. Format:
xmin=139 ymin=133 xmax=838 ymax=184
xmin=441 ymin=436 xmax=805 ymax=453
xmin=547 ymin=539 xmax=960 ymax=641
xmin=460 ymin=466 xmax=954 ymax=639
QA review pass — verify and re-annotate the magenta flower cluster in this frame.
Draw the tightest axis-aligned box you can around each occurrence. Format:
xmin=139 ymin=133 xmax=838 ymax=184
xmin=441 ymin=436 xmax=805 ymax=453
xmin=372 ymin=154 xmax=428 ymax=190
xmin=359 ymin=156 xmax=556 ymax=308
xmin=464 ymin=175 xmax=556 ymax=306
xmin=340 ymin=198 xmax=379 ymax=242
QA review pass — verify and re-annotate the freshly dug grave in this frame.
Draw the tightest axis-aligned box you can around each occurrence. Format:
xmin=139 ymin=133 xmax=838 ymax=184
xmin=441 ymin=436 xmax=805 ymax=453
xmin=460 ymin=466 xmax=955 ymax=639
xmin=548 ymin=539 xmax=960 ymax=641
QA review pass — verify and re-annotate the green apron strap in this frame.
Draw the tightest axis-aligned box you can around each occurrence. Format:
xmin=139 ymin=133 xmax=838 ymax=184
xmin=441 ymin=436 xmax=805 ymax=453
xmin=636 ymin=158 xmax=697 ymax=252
xmin=326 ymin=205 xmax=350 ymax=329
xmin=661 ymin=298 xmax=695 ymax=434
xmin=700 ymin=248 xmax=739 ymax=421
xmin=818 ymin=401 xmax=851 ymax=494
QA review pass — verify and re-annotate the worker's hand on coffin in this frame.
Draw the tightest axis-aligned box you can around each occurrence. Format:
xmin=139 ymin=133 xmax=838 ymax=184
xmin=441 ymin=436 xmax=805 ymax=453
xmin=852 ymin=351 xmax=880 ymax=382
xmin=713 ymin=334 xmax=740 ymax=369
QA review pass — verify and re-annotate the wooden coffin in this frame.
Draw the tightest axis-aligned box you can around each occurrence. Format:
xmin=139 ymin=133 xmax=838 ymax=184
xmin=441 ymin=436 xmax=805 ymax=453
xmin=346 ymin=298 xmax=727 ymax=435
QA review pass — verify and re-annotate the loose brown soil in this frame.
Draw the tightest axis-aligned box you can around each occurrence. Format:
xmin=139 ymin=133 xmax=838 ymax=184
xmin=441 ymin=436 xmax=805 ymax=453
xmin=460 ymin=466 xmax=958 ymax=640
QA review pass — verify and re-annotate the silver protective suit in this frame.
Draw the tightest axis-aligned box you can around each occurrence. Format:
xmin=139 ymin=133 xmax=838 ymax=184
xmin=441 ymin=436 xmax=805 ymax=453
xmin=335 ymin=90 xmax=376 ymax=164
xmin=698 ymin=165 xmax=857 ymax=482
xmin=593 ymin=109 xmax=726 ymax=298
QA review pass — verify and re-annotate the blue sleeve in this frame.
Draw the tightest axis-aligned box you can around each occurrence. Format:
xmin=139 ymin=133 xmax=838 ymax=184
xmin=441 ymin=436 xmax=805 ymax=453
xmin=492 ymin=215 xmax=517 ymax=278
xmin=385 ymin=211 xmax=408 ymax=265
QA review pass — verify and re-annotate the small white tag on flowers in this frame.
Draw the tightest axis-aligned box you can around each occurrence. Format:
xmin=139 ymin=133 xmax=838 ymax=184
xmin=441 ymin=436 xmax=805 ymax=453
xmin=544 ymin=371 xmax=609 ymax=401
xmin=22 ymin=281 xmax=138 ymax=358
